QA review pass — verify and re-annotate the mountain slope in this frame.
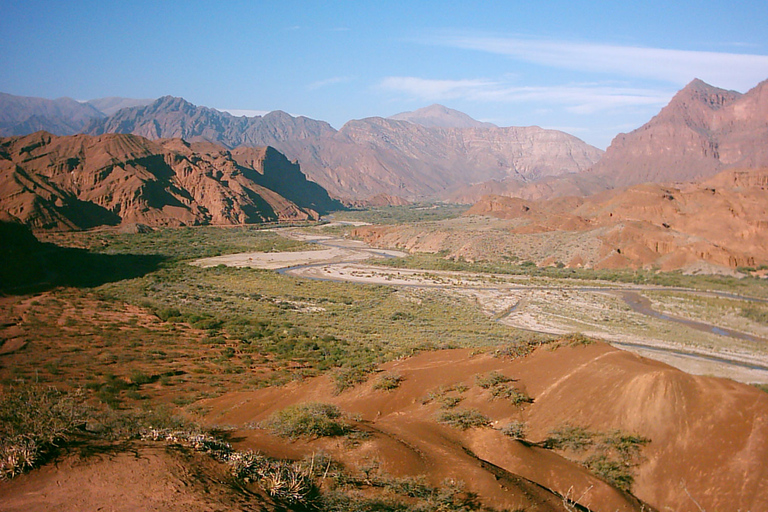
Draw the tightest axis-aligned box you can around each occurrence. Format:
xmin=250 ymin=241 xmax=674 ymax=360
xmin=590 ymin=78 xmax=768 ymax=187
xmin=0 ymin=93 xmax=105 ymax=137
xmin=0 ymin=132 xmax=339 ymax=230
xmin=85 ymin=97 xmax=154 ymax=116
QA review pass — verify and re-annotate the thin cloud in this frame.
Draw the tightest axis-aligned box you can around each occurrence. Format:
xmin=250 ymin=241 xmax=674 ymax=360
xmin=432 ymin=35 xmax=768 ymax=91
xmin=379 ymin=77 xmax=673 ymax=114
xmin=307 ymin=76 xmax=355 ymax=90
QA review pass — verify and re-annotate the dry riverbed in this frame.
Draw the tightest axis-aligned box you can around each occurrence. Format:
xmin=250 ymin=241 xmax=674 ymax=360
xmin=191 ymin=230 xmax=768 ymax=384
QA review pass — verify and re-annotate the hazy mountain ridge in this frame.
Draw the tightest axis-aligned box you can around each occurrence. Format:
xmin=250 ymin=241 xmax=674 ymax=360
xmin=388 ymin=103 xmax=498 ymax=129
xmin=78 ymin=96 xmax=603 ymax=201
xmin=0 ymin=93 xmax=106 ymax=137
xmin=0 ymin=132 xmax=340 ymax=230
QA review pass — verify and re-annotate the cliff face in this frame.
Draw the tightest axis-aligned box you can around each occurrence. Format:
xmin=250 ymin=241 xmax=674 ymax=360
xmin=0 ymin=132 xmax=339 ymax=231
xmin=589 ymin=78 xmax=768 ymax=187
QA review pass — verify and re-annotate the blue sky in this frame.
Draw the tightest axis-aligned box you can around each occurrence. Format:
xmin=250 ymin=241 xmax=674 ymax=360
xmin=2 ymin=0 xmax=768 ymax=148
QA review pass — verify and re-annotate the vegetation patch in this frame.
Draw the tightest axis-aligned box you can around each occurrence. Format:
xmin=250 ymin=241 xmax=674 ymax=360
xmin=423 ymin=383 xmax=469 ymax=409
xmin=500 ymin=421 xmax=527 ymax=440
xmin=437 ymin=409 xmax=491 ymax=430
xmin=262 ymin=402 xmax=351 ymax=439
xmin=372 ymin=372 xmax=404 ymax=391
xmin=543 ymin=423 xmax=650 ymax=492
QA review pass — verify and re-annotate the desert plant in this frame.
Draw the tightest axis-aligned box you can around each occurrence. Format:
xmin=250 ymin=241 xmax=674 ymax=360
xmin=488 ymin=384 xmax=534 ymax=405
xmin=0 ymin=387 xmax=90 ymax=479
xmin=332 ymin=366 xmax=373 ymax=394
xmin=543 ymin=424 xmax=595 ymax=451
xmin=437 ymin=409 xmax=491 ymax=430
xmin=501 ymin=421 xmax=527 ymax=440
xmin=263 ymin=402 xmax=350 ymax=438
xmin=372 ymin=372 xmax=404 ymax=391
xmin=475 ymin=371 xmax=512 ymax=389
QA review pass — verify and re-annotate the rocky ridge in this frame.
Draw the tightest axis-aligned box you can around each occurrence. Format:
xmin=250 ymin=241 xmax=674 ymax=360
xmin=0 ymin=132 xmax=340 ymax=230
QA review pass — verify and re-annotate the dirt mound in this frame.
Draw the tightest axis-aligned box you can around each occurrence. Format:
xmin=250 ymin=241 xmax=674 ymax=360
xmin=0 ymin=132 xmax=341 ymax=231
xmin=0 ymin=443 xmax=268 ymax=512
xmin=199 ymin=342 xmax=768 ymax=511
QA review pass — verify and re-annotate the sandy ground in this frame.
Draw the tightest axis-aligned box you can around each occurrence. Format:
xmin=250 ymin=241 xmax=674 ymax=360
xmin=191 ymin=231 xmax=768 ymax=384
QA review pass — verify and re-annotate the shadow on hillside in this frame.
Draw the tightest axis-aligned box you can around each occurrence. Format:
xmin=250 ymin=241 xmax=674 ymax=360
xmin=0 ymin=222 xmax=165 ymax=295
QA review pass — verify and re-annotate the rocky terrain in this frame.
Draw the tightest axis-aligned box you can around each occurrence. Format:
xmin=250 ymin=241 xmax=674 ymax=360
xmin=354 ymin=167 xmax=768 ymax=271
xmin=0 ymin=132 xmax=341 ymax=230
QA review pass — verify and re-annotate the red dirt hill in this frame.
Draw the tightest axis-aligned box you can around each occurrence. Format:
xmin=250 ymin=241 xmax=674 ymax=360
xmin=201 ymin=342 xmax=768 ymax=511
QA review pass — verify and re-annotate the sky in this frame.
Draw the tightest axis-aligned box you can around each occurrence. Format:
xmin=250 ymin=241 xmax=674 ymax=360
xmin=2 ymin=0 xmax=768 ymax=149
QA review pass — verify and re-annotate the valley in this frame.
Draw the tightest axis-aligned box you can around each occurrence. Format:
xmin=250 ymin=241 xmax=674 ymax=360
xmin=194 ymin=226 xmax=768 ymax=384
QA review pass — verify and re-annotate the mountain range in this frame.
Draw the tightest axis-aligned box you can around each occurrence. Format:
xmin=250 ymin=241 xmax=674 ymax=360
xmin=1 ymin=77 xmax=767 ymax=237
xmin=0 ymin=131 xmax=340 ymax=230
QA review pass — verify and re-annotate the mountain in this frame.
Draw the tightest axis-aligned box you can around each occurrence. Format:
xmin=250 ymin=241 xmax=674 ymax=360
xmin=0 ymin=132 xmax=341 ymax=230
xmin=83 ymin=96 xmax=603 ymax=201
xmin=0 ymin=93 xmax=105 ymax=137
xmin=590 ymin=78 xmax=768 ymax=187
xmin=388 ymin=104 xmax=497 ymax=129
xmin=85 ymin=97 xmax=154 ymax=116
xmin=285 ymin=117 xmax=603 ymax=200
xmin=86 ymin=95 xmax=336 ymax=148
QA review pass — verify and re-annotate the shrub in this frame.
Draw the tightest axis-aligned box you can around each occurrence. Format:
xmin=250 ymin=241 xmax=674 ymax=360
xmin=488 ymin=384 xmax=533 ymax=405
xmin=475 ymin=371 xmax=512 ymax=389
xmin=332 ymin=366 xmax=372 ymax=394
xmin=0 ymin=387 xmax=90 ymax=479
xmin=372 ymin=372 xmax=404 ymax=391
xmin=437 ymin=409 xmax=491 ymax=430
xmin=263 ymin=403 xmax=350 ymax=438
xmin=501 ymin=421 xmax=527 ymax=440
xmin=543 ymin=424 xmax=595 ymax=451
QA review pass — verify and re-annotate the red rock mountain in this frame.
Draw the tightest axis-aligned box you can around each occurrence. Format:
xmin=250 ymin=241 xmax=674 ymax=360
xmin=590 ymin=78 xmax=768 ymax=187
xmin=0 ymin=132 xmax=340 ymax=230
xmin=82 ymin=97 xmax=603 ymax=201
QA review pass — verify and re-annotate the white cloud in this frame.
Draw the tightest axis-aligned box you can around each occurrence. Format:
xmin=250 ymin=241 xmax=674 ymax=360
xmin=433 ymin=35 xmax=768 ymax=91
xmin=379 ymin=77 xmax=673 ymax=114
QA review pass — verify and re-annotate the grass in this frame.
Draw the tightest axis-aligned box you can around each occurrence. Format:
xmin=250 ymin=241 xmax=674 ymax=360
xmin=501 ymin=421 xmax=527 ymax=440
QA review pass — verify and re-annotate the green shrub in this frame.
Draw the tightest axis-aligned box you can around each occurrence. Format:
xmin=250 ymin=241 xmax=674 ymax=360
xmin=475 ymin=371 xmax=512 ymax=389
xmin=488 ymin=384 xmax=533 ymax=405
xmin=263 ymin=403 xmax=350 ymax=438
xmin=372 ymin=372 xmax=404 ymax=391
xmin=437 ymin=409 xmax=491 ymax=430
xmin=331 ymin=366 xmax=372 ymax=394
xmin=543 ymin=424 xmax=595 ymax=451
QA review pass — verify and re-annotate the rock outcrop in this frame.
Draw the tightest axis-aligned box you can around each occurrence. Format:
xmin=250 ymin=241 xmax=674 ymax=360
xmin=0 ymin=132 xmax=340 ymax=230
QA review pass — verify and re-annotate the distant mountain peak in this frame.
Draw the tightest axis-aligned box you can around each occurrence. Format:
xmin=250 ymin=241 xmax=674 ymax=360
xmin=388 ymin=104 xmax=497 ymax=129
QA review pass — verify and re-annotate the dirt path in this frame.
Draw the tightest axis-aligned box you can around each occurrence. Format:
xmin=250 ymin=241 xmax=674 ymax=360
xmin=191 ymin=230 xmax=768 ymax=384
